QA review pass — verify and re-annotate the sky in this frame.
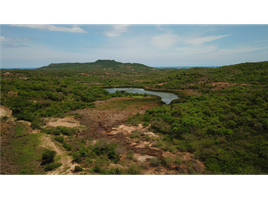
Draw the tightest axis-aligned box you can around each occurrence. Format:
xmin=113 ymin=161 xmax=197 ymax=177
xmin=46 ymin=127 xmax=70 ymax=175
xmin=1 ymin=24 xmax=268 ymax=68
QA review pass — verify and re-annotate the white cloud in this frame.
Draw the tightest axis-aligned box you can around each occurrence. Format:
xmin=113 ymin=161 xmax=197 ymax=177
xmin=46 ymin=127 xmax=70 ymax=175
xmin=0 ymin=36 xmax=9 ymax=41
xmin=152 ymin=33 xmax=232 ymax=49
xmin=0 ymin=36 xmax=28 ymax=42
xmin=151 ymin=33 xmax=180 ymax=49
xmin=0 ymin=36 xmax=28 ymax=41
xmin=176 ymin=45 xmax=218 ymax=55
xmin=11 ymin=24 xmax=87 ymax=33
xmin=104 ymin=25 xmax=130 ymax=37
xmin=186 ymin=34 xmax=232 ymax=45
xmin=191 ymin=46 xmax=268 ymax=65
xmin=215 ymin=46 xmax=266 ymax=54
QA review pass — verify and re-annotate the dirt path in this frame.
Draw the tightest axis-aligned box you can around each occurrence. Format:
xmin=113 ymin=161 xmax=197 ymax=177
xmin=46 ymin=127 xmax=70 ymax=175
xmin=40 ymin=134 xmax=77 ymax=175
xmin=44 ymin=117 xmax=81 ymax=128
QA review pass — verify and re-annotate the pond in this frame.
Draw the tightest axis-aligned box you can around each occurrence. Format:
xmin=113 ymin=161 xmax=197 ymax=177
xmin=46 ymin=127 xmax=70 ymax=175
xmin=104 ymin=87 xmax=178 ymax=104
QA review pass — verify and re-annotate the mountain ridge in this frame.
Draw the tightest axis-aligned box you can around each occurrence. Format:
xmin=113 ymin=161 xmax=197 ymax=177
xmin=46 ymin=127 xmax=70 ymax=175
xmin=38 ymin=59 xmax=158 ymax=72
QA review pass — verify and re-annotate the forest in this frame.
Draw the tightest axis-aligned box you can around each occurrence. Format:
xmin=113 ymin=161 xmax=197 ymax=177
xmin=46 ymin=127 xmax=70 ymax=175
xmin=1 ymin=60 xmax=267 ymax=174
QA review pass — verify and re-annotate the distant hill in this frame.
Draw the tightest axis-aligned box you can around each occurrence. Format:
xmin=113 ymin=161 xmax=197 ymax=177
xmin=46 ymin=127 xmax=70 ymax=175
xmin=38 ymin=60 xmax=158 ymax=72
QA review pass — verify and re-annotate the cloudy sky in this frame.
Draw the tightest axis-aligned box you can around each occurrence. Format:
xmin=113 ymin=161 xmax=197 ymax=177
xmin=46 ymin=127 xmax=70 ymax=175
xmin=1 ymin=24 xmax=268 ymax=68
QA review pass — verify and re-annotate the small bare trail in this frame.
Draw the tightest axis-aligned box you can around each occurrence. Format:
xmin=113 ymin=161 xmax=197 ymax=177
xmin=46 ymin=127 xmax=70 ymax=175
xmin=41 ymin=134 xmax=77 ymax=175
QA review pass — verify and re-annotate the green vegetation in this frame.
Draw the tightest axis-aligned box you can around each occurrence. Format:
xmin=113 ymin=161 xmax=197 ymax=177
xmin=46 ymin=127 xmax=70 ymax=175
xmin=0 ymin=122 xmax=45 ymax=174
xmin=41 ymin=149 xmax=56 ymax=164
xmin=41 ymin=149 xmax=62 ymax=172
xmin=43 ymin=127 xmax=78 ymax=136
xmin=1 ymin=60 xmax=268 ymax=174
xmin=74 ymin=166 xmax=83 ymax=172
xmin=127 ymin=62 xmax=268 ymax=174
xmin=39 ymin=59 xmax=157 ymax=73
xmin=44 ymin=162 xmax=62 ymax=171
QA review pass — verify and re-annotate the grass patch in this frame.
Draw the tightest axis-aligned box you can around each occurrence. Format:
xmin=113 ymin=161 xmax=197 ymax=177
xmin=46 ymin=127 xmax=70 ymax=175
xmin=132 ymin=96 xmax=143 ymax=98
xmin=1 ymin=127 xmax=45 ymax=174
xmin=14 ymin=122 xmax=30 ymax=137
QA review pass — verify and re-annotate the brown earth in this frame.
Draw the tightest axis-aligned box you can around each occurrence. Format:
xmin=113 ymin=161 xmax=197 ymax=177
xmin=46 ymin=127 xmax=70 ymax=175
xmin=0 ymin=105 xmax=12 ymax=118
xmin=69 ymin=96 xmax=161 ymax=139
xmin=209 ymin=82 xmax=250 ymax=90
xmin=210 ymin=82 xmax=237 ymax=90
xmin=84 ymin=122 xmax=205 ymax=175
xmin=81 ymin=73 xmax=90 ymax=76
xmin=157 ymin=82 xmax=168 ymax=86
xmin=0 ymin=106 xmax=15 ymax=136
xmin=0 ymin=137 xmax=20 ymax=174
xmin=122 ymin=124 xmax=204 ymax=174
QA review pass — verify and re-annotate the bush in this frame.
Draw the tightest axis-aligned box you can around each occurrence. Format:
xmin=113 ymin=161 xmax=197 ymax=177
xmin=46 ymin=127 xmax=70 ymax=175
xmin=74 ymin=166 xmax=83 ymax=172
xmin=55 ymin=136 xmax=64 ymax=143
xmin=31 ymin=119 xmax=43 ymax=129
xmin=163 ymin=157 xmax=173 ymax=168
xmin=72 ymin=151 xmax=82 ymax=163
xmin=44 ymin=162 xmax=62 ymax=171
xmin=128 ymin=163 xmax=141 ymax=175
xmin=60 ymin=127 xmax=76 ymax=136
xmin=108 ymin=167 xmax=122 ymax=175
xmin=108 ymin=148 xmax=121 ymax=163
xmin=93 ymin=139 xmax=121 ymax=162
xmin=126 ymin=150 xmax=134 ymax=160
xmin=63 ymin=142 xmax=72 ymax=151
xmin=79 ymin=146 xmax=89 ymax=157
xmin=150 ymin=157 xmax=161 ymax=167
xmin=44 ymin=127 xmax=76 ymax=136
xmin=93 ymin=165 xmax=101 ymax=173
xmin=41 ymin=149 xmax=56 ymax=165
xmin=45 ymin=127 xmax=61 ymax=135
xmin=74 ymin=113 xmax=83 ymax=119
xmin=86 ymin=158 xmax=93 ymax=164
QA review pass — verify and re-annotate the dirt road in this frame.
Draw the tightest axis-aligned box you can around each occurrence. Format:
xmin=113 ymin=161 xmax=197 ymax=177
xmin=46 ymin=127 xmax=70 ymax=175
xmin=41 ymin=134 xmax=78 ymax=175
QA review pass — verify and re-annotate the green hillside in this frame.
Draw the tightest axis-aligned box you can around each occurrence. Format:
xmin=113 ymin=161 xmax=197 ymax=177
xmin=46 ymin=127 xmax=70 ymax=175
xmin=38 ymin=59 xmax=158 ymax=72
xmin=128 ymin=61 xmax=268 ymax=174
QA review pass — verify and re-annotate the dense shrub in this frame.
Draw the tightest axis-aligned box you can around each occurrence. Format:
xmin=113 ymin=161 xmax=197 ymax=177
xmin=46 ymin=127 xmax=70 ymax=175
xmin=74 ymin=166 xmax=83 ymax=172
xmin=41 ymin=149 xmax=56 ymax=165
xmin=55 ymin=136 xmax=64 ymax=143
xmin=44 ymin=162 xmax=62 ymax=171
xmin=92 ymin=139 xmax=121 ymax=163
xmin=63 ymin=142 xmax=72 ymax=151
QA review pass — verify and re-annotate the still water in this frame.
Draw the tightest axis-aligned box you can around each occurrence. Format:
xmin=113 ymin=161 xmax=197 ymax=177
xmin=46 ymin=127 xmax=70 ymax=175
xmin=105 ymin=87 xmax=178 ymax=104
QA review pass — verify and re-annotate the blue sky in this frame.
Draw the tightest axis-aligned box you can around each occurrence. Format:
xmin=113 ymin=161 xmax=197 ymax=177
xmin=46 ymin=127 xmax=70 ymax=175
xmin=1 ymin=24 xmax=268 ymax=68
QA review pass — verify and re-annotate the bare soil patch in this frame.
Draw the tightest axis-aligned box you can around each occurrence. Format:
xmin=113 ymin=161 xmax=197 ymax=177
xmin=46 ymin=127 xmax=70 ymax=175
xmin=0 ymin=105 xmax=12 ymax=118
xmin=44 ymin=117 xmax=80 ymax=128
xmin=208 ymin=82 xmax=250 ymax=90
xmin=70 ymin=97 xmax=161 ymax=138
